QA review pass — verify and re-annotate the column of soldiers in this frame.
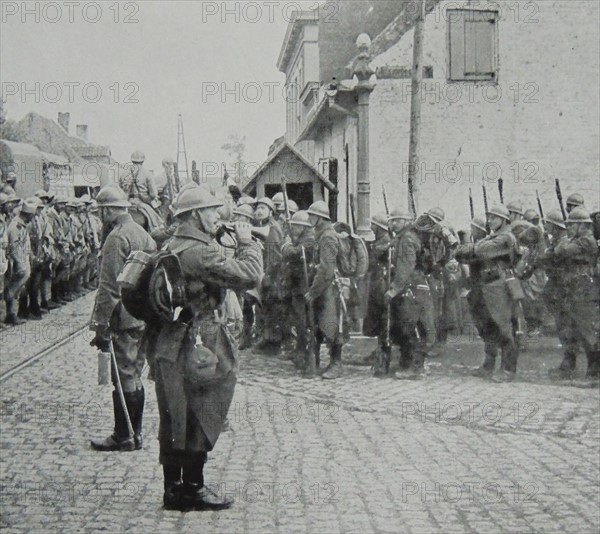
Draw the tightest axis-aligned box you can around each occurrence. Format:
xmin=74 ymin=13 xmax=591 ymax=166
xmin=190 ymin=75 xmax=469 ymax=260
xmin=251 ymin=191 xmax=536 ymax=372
xmin=0 ymin=187 xmax=101 ymax=326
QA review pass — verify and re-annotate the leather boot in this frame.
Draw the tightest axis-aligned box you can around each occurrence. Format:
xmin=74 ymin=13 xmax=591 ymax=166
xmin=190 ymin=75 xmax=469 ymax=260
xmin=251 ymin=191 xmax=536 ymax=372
xmin=586 ymin=351 xmax=600 ymax=380
xmin=163 ymin=463 xmax=185 ymax=511
xmin=549 ymin=350 xmax=577 ymax=380
xmin=322 ymin=344 xmax=343 ymax=380
xmin=472 ymin=346 xmax=497 ymax=378
xmin=4 ymin=300 xmax=25 ymax=326
xmin=90 ymin=391 xmax=134 ymax=451
xmin=182 ymin=455 xmax=233 ymax=511
xmin=372 ymin=345 xmax=391 ymax=378
xmin=129 ymin=388 xmax=144 ymax=450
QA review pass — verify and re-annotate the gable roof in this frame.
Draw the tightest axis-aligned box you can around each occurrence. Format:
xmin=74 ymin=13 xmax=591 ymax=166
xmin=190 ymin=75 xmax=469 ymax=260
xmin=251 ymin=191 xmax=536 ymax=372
xmin=243 ymin=142 xmax=337 ymax=194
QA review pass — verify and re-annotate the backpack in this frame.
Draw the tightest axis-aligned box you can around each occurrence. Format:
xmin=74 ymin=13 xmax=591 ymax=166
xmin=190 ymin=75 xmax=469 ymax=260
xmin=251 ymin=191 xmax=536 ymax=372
xmin=117 ymin=241 xmax=193 ymax=325
xmin=333 ymin=222 xmax=369 ymax=279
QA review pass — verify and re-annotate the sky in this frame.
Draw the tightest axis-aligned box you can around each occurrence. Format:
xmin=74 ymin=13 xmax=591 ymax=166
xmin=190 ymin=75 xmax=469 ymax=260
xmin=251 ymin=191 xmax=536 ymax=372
xmin=0 ymin=0 xmax=314 ymax=176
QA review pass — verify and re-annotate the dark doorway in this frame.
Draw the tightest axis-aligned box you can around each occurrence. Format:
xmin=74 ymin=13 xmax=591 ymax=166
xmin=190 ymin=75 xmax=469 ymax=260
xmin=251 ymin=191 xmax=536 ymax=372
xmin=264 ymin=182 xmax=314 ymax=210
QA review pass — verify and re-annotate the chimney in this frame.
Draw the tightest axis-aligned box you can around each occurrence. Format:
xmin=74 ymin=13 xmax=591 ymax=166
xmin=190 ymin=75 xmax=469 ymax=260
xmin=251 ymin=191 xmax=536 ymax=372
xmin=57 ymin=112 xmax=70 ymax=133
xmin=76 ymin=124 xmax=88 ymax=141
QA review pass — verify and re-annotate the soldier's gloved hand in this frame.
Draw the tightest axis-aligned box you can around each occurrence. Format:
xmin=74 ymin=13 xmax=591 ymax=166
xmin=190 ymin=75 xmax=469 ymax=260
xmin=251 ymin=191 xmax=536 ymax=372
xmin=234 ymin=221 xmax=252 ymax=242
xmin=90 ymin=325 xmax=111 ymax=352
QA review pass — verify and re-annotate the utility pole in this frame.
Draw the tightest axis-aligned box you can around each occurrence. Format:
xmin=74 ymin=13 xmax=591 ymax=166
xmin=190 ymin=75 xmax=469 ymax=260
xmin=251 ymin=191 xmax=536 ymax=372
xmin=407 ymin=0 xmax=426 ymax=217
xmin=176 ymin=114 xmax=189 ymax=183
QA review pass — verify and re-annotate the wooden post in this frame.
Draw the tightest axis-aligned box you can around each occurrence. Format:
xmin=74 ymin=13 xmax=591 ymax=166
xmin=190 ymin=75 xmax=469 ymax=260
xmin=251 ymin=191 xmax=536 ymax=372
xmin=407 ymin=0 xmax=426 ymax=217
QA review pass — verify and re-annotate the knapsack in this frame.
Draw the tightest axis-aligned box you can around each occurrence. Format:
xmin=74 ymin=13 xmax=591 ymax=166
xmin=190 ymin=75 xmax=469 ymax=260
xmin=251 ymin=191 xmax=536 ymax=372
xmin=333 ymin=222 xmax=369 ymax=279
xmin=117 ymin=241 xmax=193 ymax=325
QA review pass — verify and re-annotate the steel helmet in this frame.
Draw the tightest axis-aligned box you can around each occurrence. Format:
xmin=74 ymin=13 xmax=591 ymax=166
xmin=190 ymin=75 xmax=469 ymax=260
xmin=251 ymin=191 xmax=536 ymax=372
xmin=523 ymin=209 xmax=540 ymax=223
xmin=506 ymin=201 xmax=523 ymax=216
xmin=256 ymin=197 xmax=275 ymax=213
xmin=290 ymin=210 xmax=312 ymax=227
xmin=233 ymin=203 xmax=255 ymax=219
xmin=5 ymin=171 xmax=17 ymax=183
xmin=172 ymin=186 xmax=222 ymax=217
xmin=470 ymin=217 xmax=487 ymax=233
xmin=26 ymin=196 xmax=43 ymax=208
xmin=370 ymin=212 xmax=388 ymax=230
xmin=307 ymin=200 xmax=330 ymax=220
xmin=131 ymin=150 xmax=145 ymax=163
xmin=80 ymin=193 xmax=93 ymax=204
xmin=288 ymin=199 xmax=299 ymax=214
xmin=53 ymin=196 xmax=68 ymax=205
xmin=543 ymin=210 xmax=566 ymax=229
xmin=388 ymin=209 xmax=413 ymax=222
xmin=566 ymin=206 xmax=592 ymax=224
xmin=34 ymin=189 xmax=53 ymax=200
xmin=566 ymin=192 xmax=585 ymax=208
xmin=162 ymin=157 xmax=174 ymax=166
xmin=96 ymin=186 xmax=131 ymax=208
xmin=487 ymin=204 xmax=511 ymax=221
xmin=426 ymin=207 xmax=445 ymax=223
xmin=272 ymin=192 xmax=285 ymax=208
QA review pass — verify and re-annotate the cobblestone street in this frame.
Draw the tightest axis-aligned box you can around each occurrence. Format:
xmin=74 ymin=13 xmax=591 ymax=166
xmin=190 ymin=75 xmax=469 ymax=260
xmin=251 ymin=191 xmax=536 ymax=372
xmin=1 ymin=295 xmax=599 ymax=533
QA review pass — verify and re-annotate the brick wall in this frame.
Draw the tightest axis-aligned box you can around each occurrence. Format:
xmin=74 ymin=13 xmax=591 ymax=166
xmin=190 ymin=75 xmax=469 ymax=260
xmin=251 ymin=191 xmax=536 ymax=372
xmin=365 ymin=0 xmax=600 ymax=229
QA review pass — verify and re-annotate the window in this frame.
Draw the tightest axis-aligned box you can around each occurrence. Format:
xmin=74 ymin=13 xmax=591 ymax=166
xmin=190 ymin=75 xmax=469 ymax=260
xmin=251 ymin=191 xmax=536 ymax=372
xmin=448 ymin=9 xmax=498 ymax=81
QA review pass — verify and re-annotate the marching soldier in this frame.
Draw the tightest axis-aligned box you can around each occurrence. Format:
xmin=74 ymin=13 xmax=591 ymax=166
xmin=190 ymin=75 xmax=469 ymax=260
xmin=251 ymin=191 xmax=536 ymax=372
xmin=538 ymin=211 xmax=574 ymax=378
xmin=384 ymin=210 xmax=437 ymax=380
xmin=89 ymin=186 xmax=156 ymax=452
xmin=5 ymin=200 xmax=36 ymax=325
xmin=253 ymin=197 xmax=284 ymax=354
xmin=507 ymin=201 xmax=524 ymax=224
xmin=281 ymin=210 xmax=316 ymax=369
xmin=552 ymin=207 xmax=599 ymax=379
xmin=363 ymin=212 xmax=392 ymax=373
xmin=455 ymin=205 xmax=521 ymax=381
xmin=523 ymin=209 xmax=541 ymax=227
xmin=144 ymin=185 xmax=262 ymax=511
xmin=305 ymin=201 xmax=346 ymax=379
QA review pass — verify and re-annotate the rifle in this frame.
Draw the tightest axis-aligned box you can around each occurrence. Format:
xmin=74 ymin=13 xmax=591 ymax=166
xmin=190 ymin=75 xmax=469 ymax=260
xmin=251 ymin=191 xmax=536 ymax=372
xmin=280 ymin=175 xmax=291 ymax=234
xmin=536 ymin=190 xmax=544 ymax=221
xmin=482 ymin=184 xmax=490 ymax=234
xmin=382 ymin=185 xmax=393 ymax=238
xmin=555 ymin=178 xmax=567 ymax=221
xmin=498 ymin=178 xmax=504 ymax=204
xmin=349 ymin=193 xmax=357 ymax=232
xmin=468 ymin=188 xmax=474 ymax=220
xmin=173 ymin=162 xmax=182 ymax=190
xmin=301 ymin=245 xmax=317 ymax=377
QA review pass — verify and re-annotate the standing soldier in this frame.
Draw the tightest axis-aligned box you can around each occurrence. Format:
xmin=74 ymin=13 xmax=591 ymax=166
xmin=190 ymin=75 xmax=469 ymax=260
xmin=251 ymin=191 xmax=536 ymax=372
xmin=457 ymin=218 xmax=499 ymax=377
xmin=538 ymin=211 xmax=573 ymax=378
xmin=48 ymin=197 xmax=71 ymax=305
xmin=305 ymin=201 xmax=346 ymax=379
xmin=19 ymin=197 xmax=45 ymax=319
xmin=552 ymin=208 xmax=599 ymax=379
xmin=89 ymin=186 xmax=156 ymax=451
xmin=384 ymin=210 xmax=437 ymax=380
xmin=363 ymin=212 xmax=392 ymax=373
xmin=86 ymin=199 xmax=102 ymax=289
xmin=253 ymin=197 xmax=284 ymax=354
xmin=0 ymin=194 xmax=11 ymax=323
xmin=144 ymin=186 xmax=262 ymax=511
xmin=281 ymin=210 xmax=316 ymax=370
xmin=454 ymin=205 xmax=521 ymax=381
xmin=5 ymin=200 xmax=36 ymax=325
xmin=507 ymin=201 xmax=524 ymax=224
xmin=35 ymin=190 xmax=60 ymax=311
xmin=65 ymin=198 xmax=87 ymax=298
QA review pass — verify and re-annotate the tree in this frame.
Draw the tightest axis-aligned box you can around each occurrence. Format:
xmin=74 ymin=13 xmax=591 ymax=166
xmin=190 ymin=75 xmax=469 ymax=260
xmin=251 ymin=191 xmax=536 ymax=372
xmin=221 ymin=133 xmax=247 ymax=183
xmin=0 ymin=99 xmax=19 ymax=141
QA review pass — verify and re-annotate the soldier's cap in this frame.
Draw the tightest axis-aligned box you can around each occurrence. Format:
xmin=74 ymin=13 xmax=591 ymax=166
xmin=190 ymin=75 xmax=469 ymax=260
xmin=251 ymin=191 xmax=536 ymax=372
xmin=256 ymin=197 xmax=275 ymax=212
xmin=34 ymin=189 xmax=54 ymax=200
xmin=0 ymin=193 xmax=21 ymax=205
xmin=523 ymin=209 xmax=540 ymax=222
xmin=566 ymin=192 xmax=585 ymax=207
xmin=21 ymin=200 xmax=38 ymax=215
xmin=543 ymin=210 xmax=566 ymax=229
xmin=232 ymin=203 xmax=255 ymax=219
xmin=370 ymin=212 xmax=388 ymax=230
xmin=506 ymin=200 xmax=523 ymax=215
xmin=470 ymin=218 xmax=487 ymax=233
xmin=566 ymin=206 xmax=592 ymax=224
xmin=290 ymin=210 xmax=312 ymax=227
xmin=388 ymin=209 xmax=413 ymax=222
